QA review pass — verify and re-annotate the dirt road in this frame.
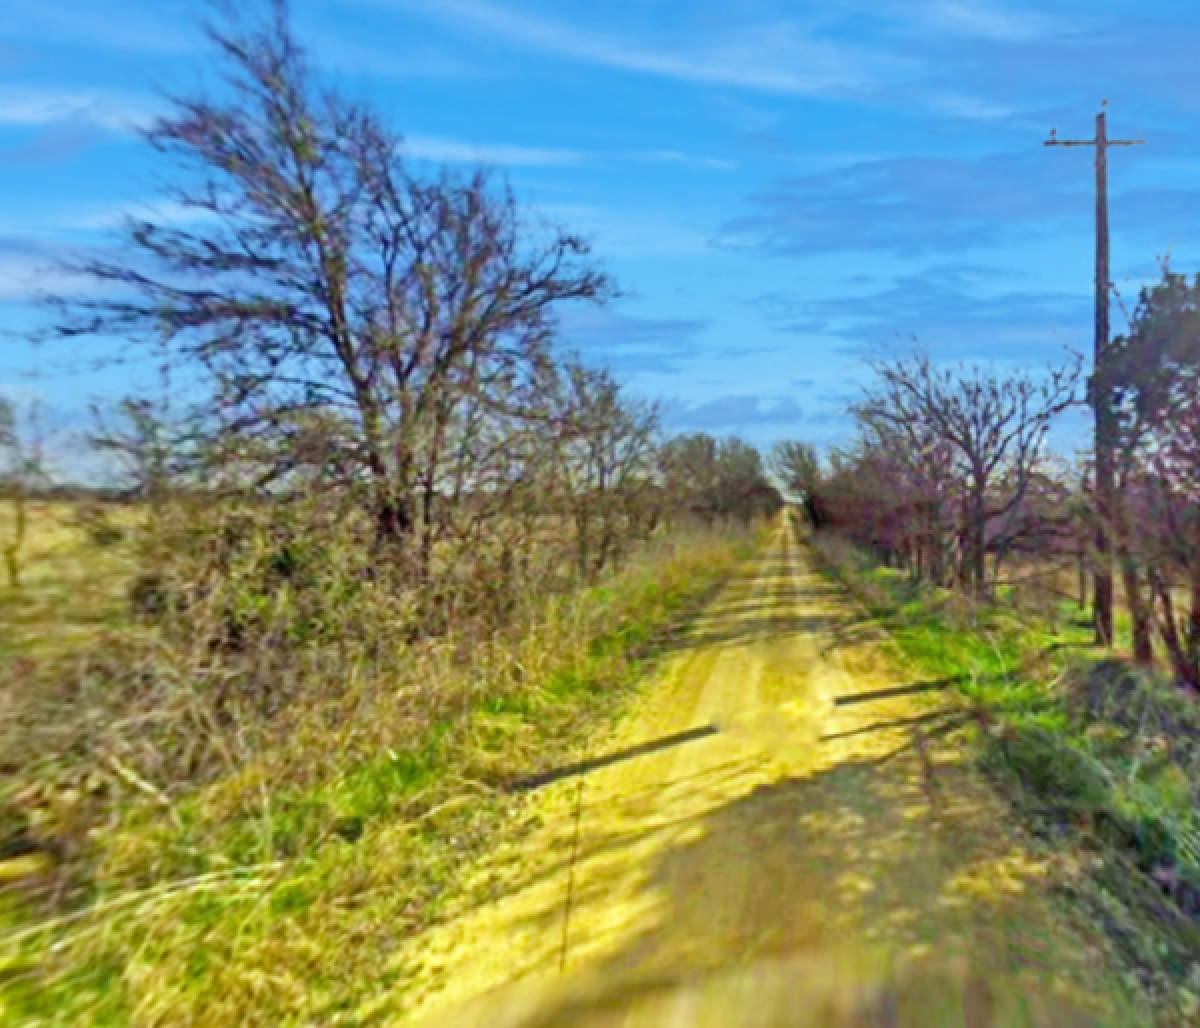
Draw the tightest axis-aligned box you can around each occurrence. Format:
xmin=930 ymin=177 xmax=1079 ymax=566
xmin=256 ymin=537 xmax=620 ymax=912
xmin=389 ymin=515 xmax=1137 ymax=1027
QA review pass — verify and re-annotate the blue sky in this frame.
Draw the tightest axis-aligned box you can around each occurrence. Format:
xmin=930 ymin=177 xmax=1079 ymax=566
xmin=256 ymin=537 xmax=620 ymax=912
xmin=3 ymin=0 xmax=1200 ymax=474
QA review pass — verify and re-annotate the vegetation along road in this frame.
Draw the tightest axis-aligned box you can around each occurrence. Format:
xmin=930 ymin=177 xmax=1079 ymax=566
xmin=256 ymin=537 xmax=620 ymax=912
xmin=390 ymin=513 xmax=1138 ymax=1028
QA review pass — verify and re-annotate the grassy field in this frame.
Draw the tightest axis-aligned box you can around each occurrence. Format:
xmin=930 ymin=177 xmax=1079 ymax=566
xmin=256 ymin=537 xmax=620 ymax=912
xmin=0 ymin=501 xmax=139 ymax=661
xmin=811 ymin=530 xmax=1200 ymax=1020
xmin=0 ymin=504 xmax=755 ymax=1027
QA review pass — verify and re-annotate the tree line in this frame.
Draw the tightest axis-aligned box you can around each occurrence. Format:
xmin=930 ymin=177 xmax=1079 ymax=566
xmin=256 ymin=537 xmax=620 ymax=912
xmin=772 ymin=268 xmax=1200 ymax=691
xmin=43 ymin=0 xmax=779 ymax=640
xmin=40 ymin=0 xmax=1200 ymax=694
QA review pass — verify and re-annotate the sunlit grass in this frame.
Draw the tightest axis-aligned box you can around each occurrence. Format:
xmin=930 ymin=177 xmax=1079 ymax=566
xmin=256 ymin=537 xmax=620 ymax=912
xmin=0 ymin=501 xmax=140 ymax=660
xmin=0 ymin=521 xmax=754 ymax=1027
xmin=811 ymin=531 xmax=1200 ymax=1018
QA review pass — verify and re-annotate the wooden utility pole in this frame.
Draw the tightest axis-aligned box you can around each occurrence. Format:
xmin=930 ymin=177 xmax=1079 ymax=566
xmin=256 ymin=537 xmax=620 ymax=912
xmin=1045 ymin=102 xmax=1143 ymax=647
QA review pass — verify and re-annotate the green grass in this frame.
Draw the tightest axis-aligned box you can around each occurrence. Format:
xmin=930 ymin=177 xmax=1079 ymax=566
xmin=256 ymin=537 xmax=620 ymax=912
xmin=812 ymin=532 xmax=1200 ymax=1018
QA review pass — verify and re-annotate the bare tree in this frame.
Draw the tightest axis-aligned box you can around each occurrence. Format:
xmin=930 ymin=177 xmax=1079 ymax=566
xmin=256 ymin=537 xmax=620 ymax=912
xmin=54 ymin=0 xmax=611 ymax=583
xmin=818 ymin=443 xmax=910 ymax=566
xmin=663 ymin=433 xmax=722 ymax=527
xmin=769 ymin=440 xmax=826 ymax=528
xmin=550 ymin=362 xmax=661 ymax=580
xmin=849 ymin=410 xmax=957 ymax=584
xmin=1112 ymin=267 xmax=1200 ymax=684
xmin=663 ymin=433 xmax=778 ymax=528
xmin=856 ymin=352 xmax=1081 ymax=598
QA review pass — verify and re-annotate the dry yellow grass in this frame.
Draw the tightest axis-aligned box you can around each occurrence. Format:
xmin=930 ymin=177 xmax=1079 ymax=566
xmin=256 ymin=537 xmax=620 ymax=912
xmin=0 ymin=501 xmax=140 ymax=660
xmin=1 ymin=515 xmax=752 ymax=1027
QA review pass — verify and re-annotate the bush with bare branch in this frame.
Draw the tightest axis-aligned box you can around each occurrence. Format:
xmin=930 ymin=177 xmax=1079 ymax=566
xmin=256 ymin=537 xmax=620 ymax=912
xmin=55 ymin=0 xmax=611 ymax=594
xmin=849 ymin=352 xmax=1081 ymax=597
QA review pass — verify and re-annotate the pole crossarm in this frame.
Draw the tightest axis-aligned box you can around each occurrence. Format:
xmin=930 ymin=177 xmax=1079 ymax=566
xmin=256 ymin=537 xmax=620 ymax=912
xmin=1044 ymin=139 xmax=1144 ymax=147
xmin=1045 ymin=125 xmax=1145 ymax=148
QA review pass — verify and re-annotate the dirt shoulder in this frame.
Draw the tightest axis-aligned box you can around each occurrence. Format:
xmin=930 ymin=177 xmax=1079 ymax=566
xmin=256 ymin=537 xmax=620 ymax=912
xmin=387 ymin=514 xmax=1142 ymax=1027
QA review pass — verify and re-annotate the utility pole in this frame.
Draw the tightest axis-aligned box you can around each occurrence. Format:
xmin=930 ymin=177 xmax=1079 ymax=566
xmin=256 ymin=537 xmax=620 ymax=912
xmin=1045 ymin=103 xmax=1143 ymax=647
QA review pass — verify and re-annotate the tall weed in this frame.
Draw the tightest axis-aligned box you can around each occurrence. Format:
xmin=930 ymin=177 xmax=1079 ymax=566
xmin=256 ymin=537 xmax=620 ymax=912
xmin=1 ymin=497 xmax=749 ymax=1026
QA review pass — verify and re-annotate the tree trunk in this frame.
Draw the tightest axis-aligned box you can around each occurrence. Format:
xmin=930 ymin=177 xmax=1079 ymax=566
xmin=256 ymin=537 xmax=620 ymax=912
xmin=1077 ymin=545 xmax=1088 ymax=611
xmin=930 ymin=524 xmax=947 ymax=589
xmin=595 ymin=522 xmax=618 ymax=577
xmin=804 ymin=494 xmax=824 ymax=530
xmin=575 ymin=504 xmax=592 ymax=583
xmin=417 ymin=474 xmax=440 ymax=586
xmin=1187 ymin=563 xmax=1200 ymax=684
xmin=1119 ymin=559 xmax=1154 ymax=665
xmin=1150 ymin=568 xmax=1197 ymax=690
xmin=966 ymin=492 xmax=987 ymax=600
xmin=1113 ymin=495 xmax=1154 ymax=664
xmin=374 ymin=491 xmax=413 ymax=549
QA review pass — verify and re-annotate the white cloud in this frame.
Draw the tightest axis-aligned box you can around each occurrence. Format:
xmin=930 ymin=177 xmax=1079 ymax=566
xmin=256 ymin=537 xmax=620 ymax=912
xmin=668 ymin=394 xmax=807 ymax=429
xmin=67 ymin=200 xmax=221 ymax=231
xmin=0 ymin=235 xmax=115 ymax=303
xmin=399 ymin=135 xmax=584 ymax=166
xmin=0 ymin=86 xmax=158 ymax=132
xmin=388 ymin=0 xmax=909 ymax=97
xmin=309 ymin=36 xmax=487 ymax=80
xmin=931 ymin=94 xmax=1021 ymax=121
xmin=0 ymin=253 xmax=93 ymax=301
xmin=0 ymin=382 xmax=45 ymax=406
xmin=927 ymin=0 xmax=1058 ymax=42
xmin=639 ymin=150 xmax=737 ymax=170
xmin=537 ymin=203 xmax=713 ymax=258
xmin=399 ymin=136 xmax=737 ymax=171
xmin=2 ymin=0 xmax=197 ymax=54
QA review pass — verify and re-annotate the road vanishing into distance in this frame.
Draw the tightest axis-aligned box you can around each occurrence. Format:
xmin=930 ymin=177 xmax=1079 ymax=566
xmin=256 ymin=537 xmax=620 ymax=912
xmin=392 ymin=514 xmax=1137 ymax=1028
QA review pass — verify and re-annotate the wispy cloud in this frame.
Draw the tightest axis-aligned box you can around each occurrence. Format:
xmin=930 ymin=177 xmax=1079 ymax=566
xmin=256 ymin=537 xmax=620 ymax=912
xmin=668 ymin=394 xmax=807 ymax=429
xmin=721 ymin=145 xmax=1196 ymax=263
xmin=718 ymin=150 xmax=1089 ymax=258
xmin=0 ymin=86 xmax=157 ymax=132
xmin=0 ymin=235 xmax=119 ymax=304
xmin=925 ymin=0 xmax=1059 ymax=43
xmin=398 ymin=136 xmax=738 ymax=171
xmin=310 ymin=36 xmax=488 ymax=80
xmin=2 ymin=0 xmax=197 ymax=54
xmin=540 ymin=203 xmax=713 ymax=258
xmin=929 ymin=93 xmax=1021 ymax=121
xmin=66 ymin=199 xmax=221 ymax=231
xmin=399 ymin=135 xmax=583 ymax=166
xmin=0 ymin=247 xmax=84 ymax=303
xmin=637 ymin=150 xmax=736 ymax=170
xmin=389 ymin=0 xmax=909 ymax=97
xmin=558 ymin=306 xmax=709 ymax=376
xmin=756 ymin=265 xmax=1093 ymax=363
xmin=0 ymin=119 xmax=107 ymax=166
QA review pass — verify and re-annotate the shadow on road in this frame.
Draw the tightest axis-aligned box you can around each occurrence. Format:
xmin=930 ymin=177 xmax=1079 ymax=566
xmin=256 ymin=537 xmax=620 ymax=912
xmin=507 ymin=726 xmax=721 ymax=792
xmin=396 ymin=530 xmax=1137 ymax=1028
xmin=414 ymin=748 xmax=1127 ymax=1026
